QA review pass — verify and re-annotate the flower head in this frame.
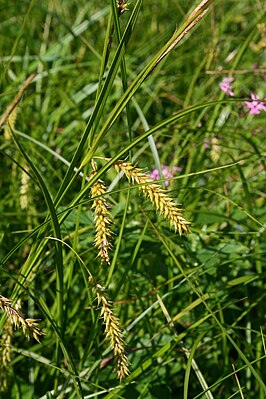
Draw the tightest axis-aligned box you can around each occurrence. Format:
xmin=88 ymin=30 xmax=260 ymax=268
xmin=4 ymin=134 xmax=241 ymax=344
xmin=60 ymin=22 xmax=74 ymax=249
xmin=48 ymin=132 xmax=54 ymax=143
xmin=245 ymin=93 xmax=266 ymax=115
xmin=219 ymin=77 xmax=234 ymax=96
xmin=149 ymin=165 xmax=182 ymax=186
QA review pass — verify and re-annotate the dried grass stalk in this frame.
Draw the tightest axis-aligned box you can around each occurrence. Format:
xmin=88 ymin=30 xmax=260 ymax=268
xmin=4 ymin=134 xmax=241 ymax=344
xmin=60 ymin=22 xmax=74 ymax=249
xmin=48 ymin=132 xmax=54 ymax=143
xmin=90 ymin=161 xmax=113 ymax=265
xmin=0 ymin=295 xmax=44 ymax=342
xmin=95 ymin=284 xmax=130 ymax=380
xmin=115 ymin=161 xmax=190 ymax=235
xmin=0 ymin=73 xmax=35 ymax=130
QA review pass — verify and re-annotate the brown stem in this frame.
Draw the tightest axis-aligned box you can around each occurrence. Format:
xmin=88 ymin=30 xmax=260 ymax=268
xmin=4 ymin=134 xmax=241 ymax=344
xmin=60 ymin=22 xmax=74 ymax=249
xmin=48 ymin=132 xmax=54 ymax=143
xmin=0 ymin=73 xmax=35 ymax=129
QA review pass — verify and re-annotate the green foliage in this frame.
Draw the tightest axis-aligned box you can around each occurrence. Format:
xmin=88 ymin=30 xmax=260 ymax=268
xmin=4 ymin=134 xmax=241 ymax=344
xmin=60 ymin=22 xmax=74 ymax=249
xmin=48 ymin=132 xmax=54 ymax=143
xmin=1 ymin=0 xmax=266 ymax=398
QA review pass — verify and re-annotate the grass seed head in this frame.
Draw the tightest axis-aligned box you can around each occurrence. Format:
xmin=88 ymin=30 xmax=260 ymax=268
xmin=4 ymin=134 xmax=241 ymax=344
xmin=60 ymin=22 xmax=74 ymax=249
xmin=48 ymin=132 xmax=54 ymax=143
xmin=95 ymin=285 xmax=130 ymax=380
xmin=90 ymin=161 xmax=113 ymax=265
xmin=116 ymin=161 xmax=191 ymax=235
xmin=0 ymin=321 xmax=12 ymax=392
xmin=3 ymin=107 xmax=18 ymax=141
xmin=20 ymin=166 xmax=30 ymax=209
xmin=0 ymin=295 xmax=44 ymax=342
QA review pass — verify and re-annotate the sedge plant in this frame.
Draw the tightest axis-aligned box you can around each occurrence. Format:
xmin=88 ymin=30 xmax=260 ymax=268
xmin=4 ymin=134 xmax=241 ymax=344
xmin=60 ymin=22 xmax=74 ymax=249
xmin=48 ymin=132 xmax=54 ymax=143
xmin=1 ymin=0 xmax=266 ymax=398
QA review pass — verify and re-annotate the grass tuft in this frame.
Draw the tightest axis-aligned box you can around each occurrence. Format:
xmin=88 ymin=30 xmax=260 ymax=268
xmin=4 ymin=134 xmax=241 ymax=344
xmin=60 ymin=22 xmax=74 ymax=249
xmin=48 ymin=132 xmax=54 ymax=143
xmin=1 ymin=0 xmax=265 ymax=396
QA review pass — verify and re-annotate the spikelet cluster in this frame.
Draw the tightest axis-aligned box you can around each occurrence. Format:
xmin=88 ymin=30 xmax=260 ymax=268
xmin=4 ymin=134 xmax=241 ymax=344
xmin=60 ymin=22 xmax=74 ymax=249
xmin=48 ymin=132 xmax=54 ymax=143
xmin=115 ymin=161 xmax=190 ymax=235
xmin=0 ymin=321 xmax=12 ymax=391
xmin=0 ymin=295 xmax=44 ymax=342
xmin=3 ymin=107 xmax=18 ymax=141
xmin=20 ymin=166 xmax=30 ymax=209
xmin=95 ymin=284 xmax=130 ymax=380
xmin=116 ymin=0 xmax=129 ymax=15
xmin=90 ymin=161 xmax=113 ymax=265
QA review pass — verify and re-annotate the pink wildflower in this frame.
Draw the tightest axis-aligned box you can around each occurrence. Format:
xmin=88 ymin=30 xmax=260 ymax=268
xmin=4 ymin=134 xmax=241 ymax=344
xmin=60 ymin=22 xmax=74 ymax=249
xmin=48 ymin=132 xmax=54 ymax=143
xmin=204 ymin=138 xmax=210 ymax=149
xmin=149 ymin=165 xmax=182 ymax=186
xmin=219 ymin=77 xmax=234 ymax=96
xmin=244 ymin=93 xmax=266 ymax=115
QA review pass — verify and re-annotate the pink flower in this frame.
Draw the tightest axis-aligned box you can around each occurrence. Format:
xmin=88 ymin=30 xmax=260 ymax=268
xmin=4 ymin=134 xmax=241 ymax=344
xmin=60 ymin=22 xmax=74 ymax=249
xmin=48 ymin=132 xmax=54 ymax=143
xmin=245 ymin=93 xmax=266 ymax=115
xmin=149 ymin=165 xmax=182 ymax=186
xmin=219 ymin=77 xmax=234 ymax=96
xmin=204 ymin=138 xmax=210 ymax=149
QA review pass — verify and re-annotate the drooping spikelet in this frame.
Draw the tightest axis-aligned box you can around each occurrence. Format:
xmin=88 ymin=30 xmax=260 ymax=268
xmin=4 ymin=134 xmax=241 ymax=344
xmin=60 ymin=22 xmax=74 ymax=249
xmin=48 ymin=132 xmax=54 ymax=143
xmin=0 ymin=320 xmax=12 ymax=391
xmin=3 ymin=107 xmax=18 ymax=141
xmin=115 ymin=161 xmax=190 ymax=235
xmin=0 ymin=295 xmax=44 ymax=342
xmin=90 ymin=160 xmax=113 ymax=265
xmin=20 ymin=165 xmax=30 ymax=209
xmin=95 ymin=284 xmax=130 ymax=380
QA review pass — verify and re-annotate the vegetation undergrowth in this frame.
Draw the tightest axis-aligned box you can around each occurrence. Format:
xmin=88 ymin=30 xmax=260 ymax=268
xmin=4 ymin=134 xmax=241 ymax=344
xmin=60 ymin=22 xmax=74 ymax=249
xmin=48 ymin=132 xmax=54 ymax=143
xmin=0 ymin=0 xmax=266 ymax=398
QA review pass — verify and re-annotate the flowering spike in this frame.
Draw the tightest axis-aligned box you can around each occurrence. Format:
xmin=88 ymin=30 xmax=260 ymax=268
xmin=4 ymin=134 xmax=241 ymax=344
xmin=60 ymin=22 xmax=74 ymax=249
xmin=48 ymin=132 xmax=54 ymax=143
xmin=90 ymin=161 xmax=113 ymax=265
xmin=0 ymin=295 xmax=44 ymax=342
xmin=95 ymin=284 xmax=130 ymax=380
xmin=116 ymin=161 xmax=190 ymax=235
